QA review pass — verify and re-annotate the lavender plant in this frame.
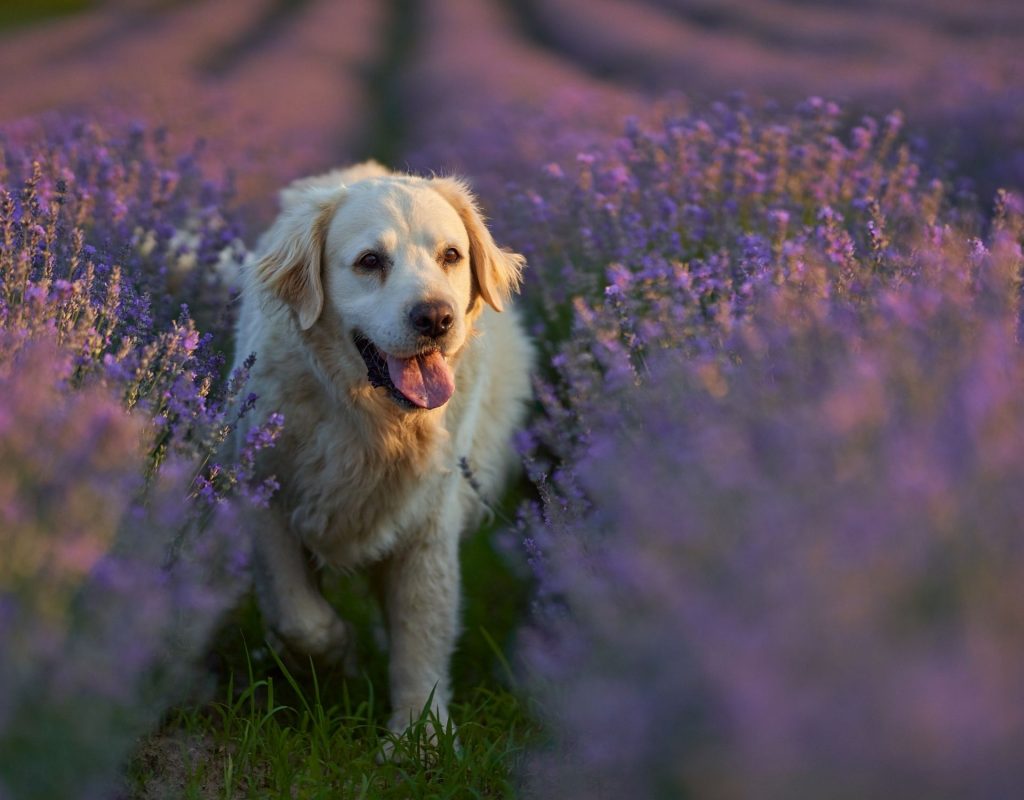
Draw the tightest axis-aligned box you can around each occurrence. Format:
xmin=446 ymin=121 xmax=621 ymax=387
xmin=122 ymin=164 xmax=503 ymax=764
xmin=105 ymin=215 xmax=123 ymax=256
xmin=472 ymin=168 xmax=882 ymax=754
xmin=513 ymin=99 xmax=957 ymax=518
xmin=0 ymin=340 xmax=247 ymax=800
xmin=512 ymin=100 xmax=1024 ymax=797
xmin=0 ymin=119 xmax=279 ymax=798
xmin=0 ymin=116 xmax=281 ymax=501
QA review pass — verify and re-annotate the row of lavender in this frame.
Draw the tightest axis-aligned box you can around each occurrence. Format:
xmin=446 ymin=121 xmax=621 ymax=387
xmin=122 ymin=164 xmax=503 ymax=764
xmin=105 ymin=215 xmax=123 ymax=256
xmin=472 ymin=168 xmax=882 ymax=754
xmin=0 ymin=121 xmax=281 ymax=799
xmin=503 ymin=0 xmax=1024 ymax=200
xmin=494 ymin=101 xmax=1024 ymax=797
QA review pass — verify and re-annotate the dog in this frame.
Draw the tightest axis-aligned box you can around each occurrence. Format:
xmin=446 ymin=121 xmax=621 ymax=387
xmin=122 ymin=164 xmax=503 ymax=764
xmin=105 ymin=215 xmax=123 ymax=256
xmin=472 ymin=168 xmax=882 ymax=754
xmin=231 ymin=161 xmax=533 ymax=742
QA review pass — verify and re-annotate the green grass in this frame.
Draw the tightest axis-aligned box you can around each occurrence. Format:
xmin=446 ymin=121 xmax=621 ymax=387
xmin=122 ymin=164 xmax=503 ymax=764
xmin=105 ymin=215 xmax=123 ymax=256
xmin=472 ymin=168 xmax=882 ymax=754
xmin=0 ymin=0 xmax=92 ymax=31
xmin=128 ymin=524 xmax=539 ymax=799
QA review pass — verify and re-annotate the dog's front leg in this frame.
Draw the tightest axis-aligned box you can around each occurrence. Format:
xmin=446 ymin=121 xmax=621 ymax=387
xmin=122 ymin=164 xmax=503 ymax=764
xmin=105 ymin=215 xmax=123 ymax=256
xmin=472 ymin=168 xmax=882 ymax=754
xmin=250 ymin=504 xmax=356 ymax=671
xmin=382 ymin=528 xmax=460 ymax=737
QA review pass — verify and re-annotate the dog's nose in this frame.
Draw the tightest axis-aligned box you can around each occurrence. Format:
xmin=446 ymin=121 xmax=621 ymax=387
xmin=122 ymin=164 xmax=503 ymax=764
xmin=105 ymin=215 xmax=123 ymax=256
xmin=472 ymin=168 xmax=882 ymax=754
xmin=409 ymin=300 xmax=455 ymax=339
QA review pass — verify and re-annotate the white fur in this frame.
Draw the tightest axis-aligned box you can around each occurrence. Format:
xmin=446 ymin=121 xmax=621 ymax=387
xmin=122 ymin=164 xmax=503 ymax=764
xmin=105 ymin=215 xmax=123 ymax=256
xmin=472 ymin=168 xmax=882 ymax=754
xmin=232 ymin=161 xmax=533 ymax=740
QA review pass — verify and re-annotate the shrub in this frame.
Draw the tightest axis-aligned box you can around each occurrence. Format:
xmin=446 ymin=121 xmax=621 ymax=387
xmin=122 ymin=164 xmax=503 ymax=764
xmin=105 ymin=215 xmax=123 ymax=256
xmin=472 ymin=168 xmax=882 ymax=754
xmin=514 ymin=100 xmax=1024 ymax=798
xmin=0 ymin=118 xmax=277 ymax=799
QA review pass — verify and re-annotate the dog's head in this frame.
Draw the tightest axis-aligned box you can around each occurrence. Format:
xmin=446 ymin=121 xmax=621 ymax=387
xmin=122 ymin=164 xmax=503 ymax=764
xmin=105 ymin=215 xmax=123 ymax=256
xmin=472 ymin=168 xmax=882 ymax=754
xmin=253 ymin=169 xmax=524 ymax=411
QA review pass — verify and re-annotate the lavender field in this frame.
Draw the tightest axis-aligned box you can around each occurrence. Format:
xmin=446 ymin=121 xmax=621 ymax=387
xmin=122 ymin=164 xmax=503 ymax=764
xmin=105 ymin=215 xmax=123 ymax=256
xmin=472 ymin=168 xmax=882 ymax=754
xmin=2 ymin=1 xmax=1023 ymax=798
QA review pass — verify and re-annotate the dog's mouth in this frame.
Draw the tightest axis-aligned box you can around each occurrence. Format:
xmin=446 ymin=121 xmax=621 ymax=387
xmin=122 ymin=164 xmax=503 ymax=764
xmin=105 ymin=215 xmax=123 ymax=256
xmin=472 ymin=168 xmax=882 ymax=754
xmin=353 ymin=332 xmax=455 ymax=410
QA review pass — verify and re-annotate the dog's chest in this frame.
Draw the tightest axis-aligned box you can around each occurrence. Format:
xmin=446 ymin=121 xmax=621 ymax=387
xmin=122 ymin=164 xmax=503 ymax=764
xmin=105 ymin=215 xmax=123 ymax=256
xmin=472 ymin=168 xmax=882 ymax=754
xmin=278 ymin=404 xmax=449 ymax=570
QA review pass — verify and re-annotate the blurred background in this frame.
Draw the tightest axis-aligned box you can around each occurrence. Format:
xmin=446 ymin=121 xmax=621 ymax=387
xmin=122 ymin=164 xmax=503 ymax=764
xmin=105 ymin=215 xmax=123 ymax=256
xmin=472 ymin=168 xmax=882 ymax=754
xmin=2 ymin=0 xmax=1021 ymax=213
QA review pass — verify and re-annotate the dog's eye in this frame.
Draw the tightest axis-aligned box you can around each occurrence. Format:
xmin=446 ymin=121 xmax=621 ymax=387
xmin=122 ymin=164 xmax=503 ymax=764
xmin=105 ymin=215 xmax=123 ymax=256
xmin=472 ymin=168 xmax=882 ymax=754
xmin=358 ymin=252 xmax=382 ymax=269
xmin=443 ymin=247 xmax=461 ymax=265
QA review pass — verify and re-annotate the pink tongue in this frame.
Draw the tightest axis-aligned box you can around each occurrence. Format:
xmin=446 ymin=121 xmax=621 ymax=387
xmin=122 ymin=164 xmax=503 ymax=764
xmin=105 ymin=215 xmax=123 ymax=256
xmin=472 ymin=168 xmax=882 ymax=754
xmin=385 ymin=351 xmax=455 ymax=409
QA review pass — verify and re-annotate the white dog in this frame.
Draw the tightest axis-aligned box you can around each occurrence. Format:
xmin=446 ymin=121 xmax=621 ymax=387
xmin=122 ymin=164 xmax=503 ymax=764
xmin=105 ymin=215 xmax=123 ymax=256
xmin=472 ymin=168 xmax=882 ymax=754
xmin=231 ymin=161 xmax=532 ymax=740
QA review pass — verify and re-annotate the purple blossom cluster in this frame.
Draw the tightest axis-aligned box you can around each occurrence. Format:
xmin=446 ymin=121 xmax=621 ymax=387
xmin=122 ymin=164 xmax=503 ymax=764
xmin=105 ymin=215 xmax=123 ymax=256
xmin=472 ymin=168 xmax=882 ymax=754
xmin=0 ymin=117 xmax=282 ymax=505
xmin=0 ymin=341 xmax=246 ymax=800
xmin=0 ymin=119 xmax=279 ymax=798
xmin=510 ymin=101 xmax=1024 ymax=797
xmin=512 ymin=100 xmax=959 ymax=479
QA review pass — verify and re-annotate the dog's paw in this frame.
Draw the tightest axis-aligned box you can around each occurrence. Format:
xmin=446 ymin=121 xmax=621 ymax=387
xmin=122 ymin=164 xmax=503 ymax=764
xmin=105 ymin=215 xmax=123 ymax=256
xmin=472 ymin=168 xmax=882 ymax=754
xmin=269 ymin=613 xmax=358 ymax=677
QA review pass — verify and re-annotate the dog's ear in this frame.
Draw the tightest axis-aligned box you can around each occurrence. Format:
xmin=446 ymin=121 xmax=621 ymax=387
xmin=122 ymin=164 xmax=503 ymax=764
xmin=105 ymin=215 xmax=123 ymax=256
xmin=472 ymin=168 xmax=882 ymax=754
xmin=254 ymin=186 xmax=344 ymax=330
xmin=430 ymin=177 xmax=524 ymax=312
